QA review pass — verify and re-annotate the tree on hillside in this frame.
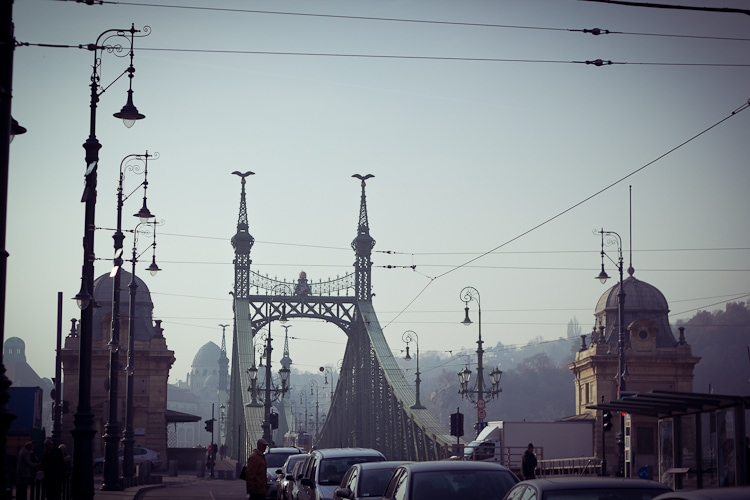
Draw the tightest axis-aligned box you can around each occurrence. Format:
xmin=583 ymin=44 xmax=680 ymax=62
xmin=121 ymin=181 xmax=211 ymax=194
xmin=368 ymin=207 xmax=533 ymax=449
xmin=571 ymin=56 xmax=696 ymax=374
xmin=490 ymin=353 xmax=574 ymax=422
xmin=680 ymin=301 xmax=750 ymax=396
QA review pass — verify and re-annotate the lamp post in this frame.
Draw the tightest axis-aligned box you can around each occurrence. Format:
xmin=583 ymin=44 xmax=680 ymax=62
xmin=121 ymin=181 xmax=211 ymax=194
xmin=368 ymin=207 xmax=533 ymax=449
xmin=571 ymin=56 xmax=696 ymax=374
xmin=299 ymin=390 xmax=308 ymax=433
xmin=458 ymin=286 xmax=503 ymax=436
xmin=102 ymin=151 xmax=155 ymax=490
xmin=71 ymin=24 xmax=149 ymax=500
xmin=245 ymin=324 xmax=289 ymax=444
xmin=122 ymin=220 xmax=161 ymax=480
xmin=310 ymin=380 xmax=320 ymax=445
xmin=0 ymin=5 xmax=26 ymax=497
xmin=320 ymin=366 xmax=335 ymax=405
xmin=402 ymin=330 xmax=426 ymax=409
xmin=595 ymin=228 xmax=627 ymax=476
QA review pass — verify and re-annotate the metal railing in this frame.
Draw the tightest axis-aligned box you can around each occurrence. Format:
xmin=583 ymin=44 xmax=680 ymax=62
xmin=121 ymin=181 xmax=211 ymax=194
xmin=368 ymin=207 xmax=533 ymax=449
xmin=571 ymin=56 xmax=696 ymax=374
xmin=537 ymin=456 xmax=602 ymax=477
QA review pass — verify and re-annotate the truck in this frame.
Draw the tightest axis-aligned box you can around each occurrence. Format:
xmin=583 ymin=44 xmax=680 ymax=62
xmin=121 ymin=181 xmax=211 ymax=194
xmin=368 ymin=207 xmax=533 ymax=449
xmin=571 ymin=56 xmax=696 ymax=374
xmin=463 ymin=420 xmax=594 ymax=473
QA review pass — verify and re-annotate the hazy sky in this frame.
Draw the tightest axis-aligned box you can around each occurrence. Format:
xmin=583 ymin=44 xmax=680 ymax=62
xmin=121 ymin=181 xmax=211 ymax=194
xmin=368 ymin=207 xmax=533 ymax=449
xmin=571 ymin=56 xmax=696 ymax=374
xmin=8 ymin=0 xmax=750 ymax=386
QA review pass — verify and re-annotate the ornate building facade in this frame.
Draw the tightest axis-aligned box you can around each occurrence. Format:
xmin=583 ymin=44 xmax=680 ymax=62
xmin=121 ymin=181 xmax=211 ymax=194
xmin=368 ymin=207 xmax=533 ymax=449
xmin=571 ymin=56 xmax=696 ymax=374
xmin=60 ymin=271 xmax=175 ymax=464
xmin=569 ymin=267 xmax=700 ymax=476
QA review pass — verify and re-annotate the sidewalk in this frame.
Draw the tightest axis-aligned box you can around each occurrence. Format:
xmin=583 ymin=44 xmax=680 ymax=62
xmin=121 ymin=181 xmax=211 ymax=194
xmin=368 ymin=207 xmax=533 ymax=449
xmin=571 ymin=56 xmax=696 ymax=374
xmin=96 ymin=458 xmax=239 ymax=499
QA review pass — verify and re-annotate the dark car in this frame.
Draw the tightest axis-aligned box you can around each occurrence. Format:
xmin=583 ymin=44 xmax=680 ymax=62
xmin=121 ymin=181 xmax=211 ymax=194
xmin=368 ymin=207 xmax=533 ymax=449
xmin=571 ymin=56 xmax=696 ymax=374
xmin=653 ymin=486 xmax=750 ymax=500
xmin=277 ymin=454 xmax=308 ymax=500
xmin=297 ymin=448 xmax=387 ymax=500
xmin=502 ymin=477 xmax=673 ymax=500
xmin=382 ymin=460 xmax=519 ymax=500
xmin=333 ymin=461 xmax=409 ymax=500
xmin=266 ymin=447 xmax=306 ymax=498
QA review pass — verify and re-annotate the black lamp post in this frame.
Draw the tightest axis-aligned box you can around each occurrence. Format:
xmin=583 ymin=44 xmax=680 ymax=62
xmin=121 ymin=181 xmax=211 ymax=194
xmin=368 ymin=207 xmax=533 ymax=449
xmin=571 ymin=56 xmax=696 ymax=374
xmin=1 ymin=3 xmax=27 ymax=493
xmin=310 ymin=380 xmax=320 ymax=445
xmin=101 ymin=151 xmax=155 ymax=490
xmin=595 ymin=228 xmax=627 ymax=476
xmin=402 ymin=330 xmax=426 ymax=409
xmin=299 ymin=390 xmax=308 ymax=433
xmin=320 ymin=366 xmax=335 ymax=404
xmin=71 ymin=24 xmax=149 ymax=500
xmin=122 ymin=220 xmax=161 ymax=480
xmin=458 ymin=286 xmax=503 ymax=436
xmin=245 ymin=325 xmax=290 ymax=444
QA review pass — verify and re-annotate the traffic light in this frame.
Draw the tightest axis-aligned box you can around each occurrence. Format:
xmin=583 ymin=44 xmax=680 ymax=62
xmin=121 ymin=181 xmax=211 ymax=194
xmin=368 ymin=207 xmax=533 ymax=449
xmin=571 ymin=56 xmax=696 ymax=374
xmin=450 ymin=411 xmax=464 ymax=437
xmin=204 ymin=419 xmax=214 ymax=433
xmin=602 ymin=410 xmax=613 ymax=432
xmin=270 ymin=412 xmax=279 ymax=430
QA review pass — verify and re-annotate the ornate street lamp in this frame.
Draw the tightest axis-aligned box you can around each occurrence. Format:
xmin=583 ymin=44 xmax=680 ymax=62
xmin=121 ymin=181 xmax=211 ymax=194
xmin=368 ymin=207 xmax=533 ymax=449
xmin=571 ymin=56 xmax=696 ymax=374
xmin=298 ymin=390 xmax=308 ymax=433
xmin=70 ymin=24 xmax=149 ymax=500
xmin=595 ymin=228 xmax=627 ymax=476
xmin=457 ymin=287 xmax=502 ymax=436
xmin=402 ymin=330 xmax=425 ymax=409
xmin=122 ymin=220 xmax=161 ymax=480
xmin=102 ymin=151 xmax=155 ymax=489
xmin=310 ymin=380 xmax=321 ymax=445
xmin=320 ymin=366 xmax=335 ymax=403
xmin=245 ymin=325 xmax=289 ymax=443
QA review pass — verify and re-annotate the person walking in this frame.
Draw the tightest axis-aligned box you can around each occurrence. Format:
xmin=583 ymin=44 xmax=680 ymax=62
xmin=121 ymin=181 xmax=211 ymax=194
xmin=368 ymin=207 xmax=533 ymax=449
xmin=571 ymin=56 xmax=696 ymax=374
xmin=245 ymin=438 xmax=268 ymax=500
xmin=16 ymin=441 xmax=39 ymax=500
xmin=40 ymin=439 xmax=64 ymax=500
xmin=522 ymin=443 xmax=538 ymax=480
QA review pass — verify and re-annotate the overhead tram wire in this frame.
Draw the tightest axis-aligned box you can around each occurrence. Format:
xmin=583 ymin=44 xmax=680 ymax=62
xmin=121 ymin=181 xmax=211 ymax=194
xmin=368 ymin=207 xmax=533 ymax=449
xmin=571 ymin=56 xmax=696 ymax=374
xmin=381 ymin=98 xmax=750 ymax=329
xmin=103 ymin=1 xmax=750 ymax=42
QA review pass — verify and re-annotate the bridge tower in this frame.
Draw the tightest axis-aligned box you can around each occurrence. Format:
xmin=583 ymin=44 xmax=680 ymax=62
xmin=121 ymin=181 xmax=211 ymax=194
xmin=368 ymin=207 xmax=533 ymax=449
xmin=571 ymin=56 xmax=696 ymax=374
xmin=227 ymin=171 xmax=255 ymax=460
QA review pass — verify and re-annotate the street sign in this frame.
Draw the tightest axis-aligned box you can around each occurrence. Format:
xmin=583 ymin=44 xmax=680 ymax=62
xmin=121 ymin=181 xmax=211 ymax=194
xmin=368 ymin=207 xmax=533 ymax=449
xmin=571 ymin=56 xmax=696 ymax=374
xmin=476 ymin=399 xmax=486 ymax=410
xmin=477 ymin=408 xmax=487 ymax=420
xmin=476 ymin=421 xmax=488 ymax=433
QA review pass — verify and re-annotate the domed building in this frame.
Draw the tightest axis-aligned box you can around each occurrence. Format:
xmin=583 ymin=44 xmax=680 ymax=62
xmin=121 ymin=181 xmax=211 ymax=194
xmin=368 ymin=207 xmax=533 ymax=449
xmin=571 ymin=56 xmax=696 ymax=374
xmin=167 ymin=341 xmax=230 ymax=448
xmin=569 ymin=267 xmax=700 ymax=477
xmin=60 ymin=270 xmax=175 ymax=464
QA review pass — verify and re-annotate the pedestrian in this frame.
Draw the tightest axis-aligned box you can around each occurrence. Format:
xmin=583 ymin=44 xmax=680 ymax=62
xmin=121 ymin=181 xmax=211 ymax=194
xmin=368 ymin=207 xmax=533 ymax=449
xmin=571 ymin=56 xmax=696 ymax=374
xmin=16 ymin=441 xmax=39 ymax=500
xmin=245 ymin=438 xmax=268 ymax=500
xmin=40 ymin=439 xmax=64 ymax=500
xmin=522 ymin=443 xmax=538 ymax=480
xmin=219 ymin=443 xmax=227 ymax=461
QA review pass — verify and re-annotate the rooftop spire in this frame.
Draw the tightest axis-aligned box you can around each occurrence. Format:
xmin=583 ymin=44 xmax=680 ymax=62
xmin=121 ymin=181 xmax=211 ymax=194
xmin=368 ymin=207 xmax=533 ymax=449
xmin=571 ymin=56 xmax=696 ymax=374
xmin=231 ymin=171 xmax=255 ymax=298
xmin=351 ymin=174 xmax=375 ymax=301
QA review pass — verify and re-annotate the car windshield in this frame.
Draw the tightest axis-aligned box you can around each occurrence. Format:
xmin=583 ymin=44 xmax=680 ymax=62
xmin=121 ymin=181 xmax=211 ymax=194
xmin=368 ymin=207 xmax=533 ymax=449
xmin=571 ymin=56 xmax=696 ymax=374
xmin=319 ymin=457 xmax=385 ymax=486
xmin=358 ymin=469 xmax=398 ymax=498
xmin=410 ymin=469 xmax=518 ymax=500
xmin=266 ymin=453 xmax=298 ymax=468
xmin=543 ymin=489 xmax=671 ymax=500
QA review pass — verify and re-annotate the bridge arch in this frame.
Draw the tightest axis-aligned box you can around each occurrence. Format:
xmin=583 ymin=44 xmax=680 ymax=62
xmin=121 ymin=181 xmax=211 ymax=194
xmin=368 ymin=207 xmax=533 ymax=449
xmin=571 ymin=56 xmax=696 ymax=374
xmin=227 ymin=175 xmax=456 ymax=461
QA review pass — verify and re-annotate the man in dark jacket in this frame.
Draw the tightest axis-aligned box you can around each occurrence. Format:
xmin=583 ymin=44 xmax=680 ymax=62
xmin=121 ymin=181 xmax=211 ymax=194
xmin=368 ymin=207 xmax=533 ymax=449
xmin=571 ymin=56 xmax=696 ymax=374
xmin=40 ymin=439 xmax=64 ymax=500
xmin=246 ymin=438 xmax=268 ymax=500
xmin=522 ymin=443 xmax=538 ymax=480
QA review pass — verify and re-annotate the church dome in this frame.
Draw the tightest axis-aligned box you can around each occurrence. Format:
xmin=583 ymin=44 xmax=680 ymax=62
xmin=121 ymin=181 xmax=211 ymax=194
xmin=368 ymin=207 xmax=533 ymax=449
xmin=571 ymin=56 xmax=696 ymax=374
xmin=595 ymin=275 xmax=669 ymax=314
xmin=192 ymin=342 xmax=221 ymax=368
xmin=4 ymin=337 xmax=25 ymax=362
xmin=91 ymin=270 xmax=156 ymax=342
xmin=594 ymin=271 xmax=676 ymax=348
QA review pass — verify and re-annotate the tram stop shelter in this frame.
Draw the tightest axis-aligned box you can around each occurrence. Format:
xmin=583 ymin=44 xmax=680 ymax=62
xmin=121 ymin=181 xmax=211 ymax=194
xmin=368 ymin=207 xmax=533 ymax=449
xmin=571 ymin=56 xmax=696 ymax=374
xmin=589 ymin=390 xmax=749 ymax=491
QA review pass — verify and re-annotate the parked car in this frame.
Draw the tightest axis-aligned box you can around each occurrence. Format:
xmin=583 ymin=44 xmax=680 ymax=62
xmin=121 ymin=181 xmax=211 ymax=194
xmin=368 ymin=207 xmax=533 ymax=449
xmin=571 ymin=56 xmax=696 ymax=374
xmin=277 ymin=453 xmax=308 ymax=500
xmin=334 ymin=461 xmax=409 ymax=500
xmin=93 ymin=446 xmax=162 ymax=473
xmin=296 ymin=448 xmax=387 ymax=500
xmin=266 ymin=447 xmax=306 ymax=498
xmin=382 ymin=460 xmax=519 ymax=500
xmin=653 ymin=487 xmax=750 ymax=500
xmin=502 ymin=477 xmax=673 ymax=500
